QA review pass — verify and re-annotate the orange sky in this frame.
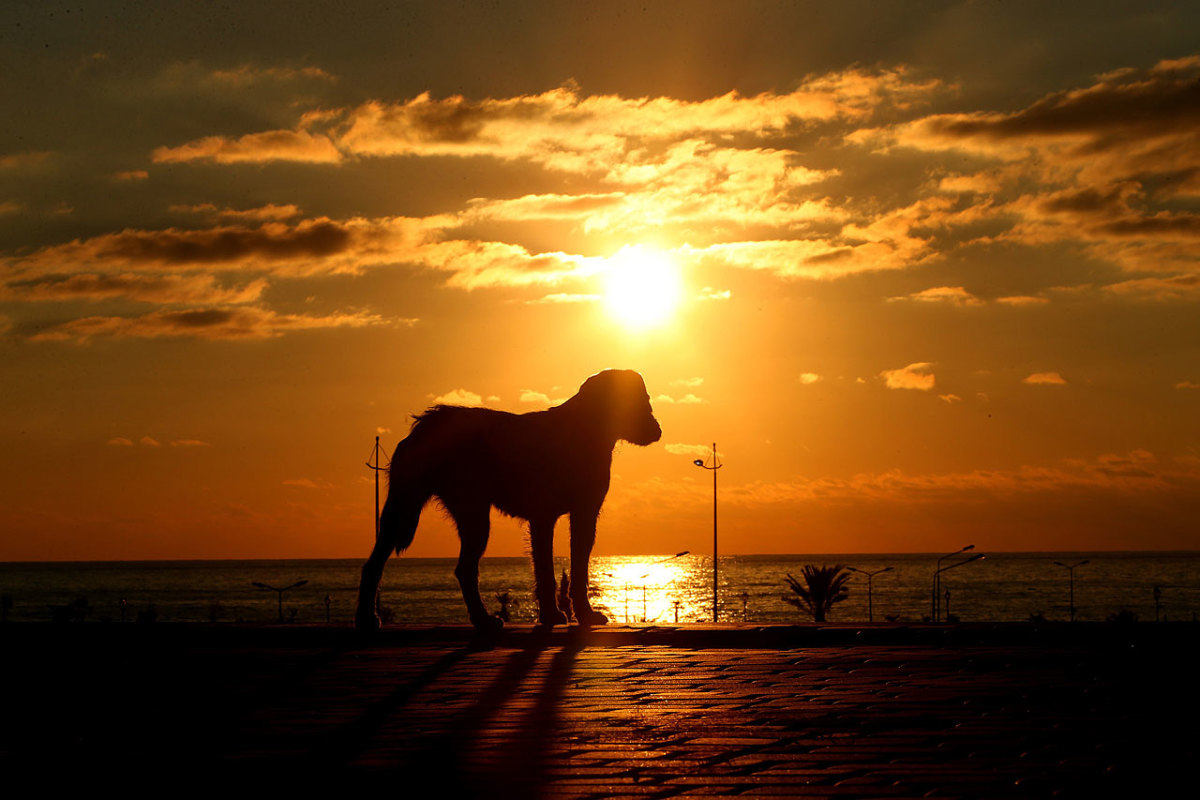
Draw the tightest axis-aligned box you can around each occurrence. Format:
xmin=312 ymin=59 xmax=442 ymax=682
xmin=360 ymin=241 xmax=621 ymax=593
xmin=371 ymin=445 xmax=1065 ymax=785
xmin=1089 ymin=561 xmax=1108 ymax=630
xmin=2 ymin=1 xmax=1198 ymax=560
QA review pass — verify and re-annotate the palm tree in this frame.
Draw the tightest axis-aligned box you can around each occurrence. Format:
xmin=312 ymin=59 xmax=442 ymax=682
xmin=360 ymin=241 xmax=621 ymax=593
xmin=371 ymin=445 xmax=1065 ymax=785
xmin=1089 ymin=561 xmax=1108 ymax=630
xmin=783 ymin=565 xmax=851 ymax=622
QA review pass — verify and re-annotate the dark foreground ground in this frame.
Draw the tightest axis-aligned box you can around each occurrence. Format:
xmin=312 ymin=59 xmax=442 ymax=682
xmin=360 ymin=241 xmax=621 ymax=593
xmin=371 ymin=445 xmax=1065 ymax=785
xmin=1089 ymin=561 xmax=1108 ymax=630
xmin=2 ymin=623 xmax=1196 ymax=797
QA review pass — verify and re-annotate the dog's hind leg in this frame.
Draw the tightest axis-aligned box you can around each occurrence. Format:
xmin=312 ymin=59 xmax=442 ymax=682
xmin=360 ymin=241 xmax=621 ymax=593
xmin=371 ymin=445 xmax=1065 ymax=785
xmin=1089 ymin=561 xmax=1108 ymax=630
xmin=354 ymin=489 xmax=425 ymax=632
xmin=448 ymin=501 xmax=502 ymax=632
xmin=569 ymin=511 xmax=608 ymax=626
xmin=530 ymin=516 xmax=568 ymax=626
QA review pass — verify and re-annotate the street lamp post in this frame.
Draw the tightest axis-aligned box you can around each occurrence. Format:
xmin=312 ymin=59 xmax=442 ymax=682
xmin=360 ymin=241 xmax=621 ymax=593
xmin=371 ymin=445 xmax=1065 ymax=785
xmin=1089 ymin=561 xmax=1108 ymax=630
xmin=847 ymin=566 xmax=894 ymax=623
xmin=1053 ymin=560 xmax=1089 ymax=622
xmin=252 ymin=579 xmax=309 ymax=623
xmin=934 ymin=545 xmax=975 ymax=622
xmin=693 ymin=444 xmax=722 ymax=623
xmin=931 ymin=554 xmax=984 ymax=622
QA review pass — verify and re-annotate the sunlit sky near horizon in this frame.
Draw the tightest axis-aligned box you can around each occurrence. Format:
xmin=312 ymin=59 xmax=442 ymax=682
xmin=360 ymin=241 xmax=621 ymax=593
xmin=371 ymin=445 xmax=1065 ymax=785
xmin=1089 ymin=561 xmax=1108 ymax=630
xmin=2 ymin=1 xmax=1198 ymax=560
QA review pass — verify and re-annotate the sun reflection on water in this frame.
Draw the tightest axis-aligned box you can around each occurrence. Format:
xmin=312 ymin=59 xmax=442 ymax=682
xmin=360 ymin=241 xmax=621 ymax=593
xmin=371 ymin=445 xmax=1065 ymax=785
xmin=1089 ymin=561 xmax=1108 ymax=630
xmin=590 ymin=555 xmax=707 ymax=623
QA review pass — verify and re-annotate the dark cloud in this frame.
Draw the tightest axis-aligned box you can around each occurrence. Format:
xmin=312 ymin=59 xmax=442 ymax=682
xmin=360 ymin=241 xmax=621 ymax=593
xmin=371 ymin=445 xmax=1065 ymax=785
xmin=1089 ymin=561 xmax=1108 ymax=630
xmin=931 ymin=58 xmax=1200 ymax=144
xmin=1037 ymin=185 xmax=1131 ymax=215
xmin=2 ymin=273 xmax=266 ymax=304
xmin=25 ymin=305 xmax=387 ymax=342
xmin=1096 ymin=213 xmax=1200 ymax=238
xmin=89 ymin=220 xmax=349 ymax=266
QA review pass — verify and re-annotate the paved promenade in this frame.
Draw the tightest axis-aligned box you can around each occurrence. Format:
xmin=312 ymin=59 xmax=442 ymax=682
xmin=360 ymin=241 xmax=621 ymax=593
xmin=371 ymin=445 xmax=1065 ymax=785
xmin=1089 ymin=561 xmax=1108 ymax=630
xmin=2 ymin=623 xmax=1195 ymax=796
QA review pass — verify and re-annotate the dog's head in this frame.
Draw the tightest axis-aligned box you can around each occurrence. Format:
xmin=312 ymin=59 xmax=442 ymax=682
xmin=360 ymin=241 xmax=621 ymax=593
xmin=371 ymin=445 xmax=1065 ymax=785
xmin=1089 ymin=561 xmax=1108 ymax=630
xmin=574 ymin=369 xmax=662 ymax=446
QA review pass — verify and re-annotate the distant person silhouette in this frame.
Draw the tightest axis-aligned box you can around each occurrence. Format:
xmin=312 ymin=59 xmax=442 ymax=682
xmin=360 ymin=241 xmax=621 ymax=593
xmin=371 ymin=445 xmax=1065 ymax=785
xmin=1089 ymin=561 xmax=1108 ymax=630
xmin=557 ymin=570 xmax=573 ymax=622
xmin=356 ymin=369 xmax=662 ymax=632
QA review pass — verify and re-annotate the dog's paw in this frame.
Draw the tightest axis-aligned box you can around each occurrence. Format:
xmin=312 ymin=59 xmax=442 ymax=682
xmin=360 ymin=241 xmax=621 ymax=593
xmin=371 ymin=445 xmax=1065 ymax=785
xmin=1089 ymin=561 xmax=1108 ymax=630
xmin=575 ymin=608 xmax=608 ymax=627
xmin=538 ymin=608 xmax=569 ymax=627
xmin=354 ymin=610 xmax=381 ymax=633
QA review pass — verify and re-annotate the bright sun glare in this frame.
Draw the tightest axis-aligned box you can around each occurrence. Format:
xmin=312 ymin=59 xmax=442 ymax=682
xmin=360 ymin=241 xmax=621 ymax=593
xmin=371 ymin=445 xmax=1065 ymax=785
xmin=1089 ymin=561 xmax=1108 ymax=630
xmin=603 ymin=245 xmax=683 ymax=329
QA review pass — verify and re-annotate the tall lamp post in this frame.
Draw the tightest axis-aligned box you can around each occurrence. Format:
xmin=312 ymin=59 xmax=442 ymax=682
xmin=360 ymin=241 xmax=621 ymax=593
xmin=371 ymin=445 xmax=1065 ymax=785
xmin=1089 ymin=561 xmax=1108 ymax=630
xmin=693 ymin=443 xmax=722 ymax=623
xmin=252 ymin=579 xmax=309 ymax=624
xmin=933 ymin=545 xmax=975 ymax=622
xmin=932 ymin=554 xmax=985 ymax=622
xmin=1053 ymin=560 xmax=1088 ymax=622
xmin=847 ymin=566 xmax=894 ymax=623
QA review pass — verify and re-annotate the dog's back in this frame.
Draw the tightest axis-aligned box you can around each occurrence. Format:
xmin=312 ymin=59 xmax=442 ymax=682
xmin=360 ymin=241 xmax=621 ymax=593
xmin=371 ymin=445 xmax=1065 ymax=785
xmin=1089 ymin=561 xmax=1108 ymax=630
xmin=392 ymin=404 xmax=591 ymax=520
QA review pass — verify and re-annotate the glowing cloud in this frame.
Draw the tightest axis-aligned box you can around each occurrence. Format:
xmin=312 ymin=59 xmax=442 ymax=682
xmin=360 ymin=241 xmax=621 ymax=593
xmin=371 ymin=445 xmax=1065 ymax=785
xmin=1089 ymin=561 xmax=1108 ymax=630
xmin=881 ymin=363 xmax=936 ymax=391
xmin=1024 ymin=372 xmax=1067 ymax=385
xmin=431 ymin=389 xmax=484 ymax=406
xmin=891 ymin=286 xmax=983 ymax=306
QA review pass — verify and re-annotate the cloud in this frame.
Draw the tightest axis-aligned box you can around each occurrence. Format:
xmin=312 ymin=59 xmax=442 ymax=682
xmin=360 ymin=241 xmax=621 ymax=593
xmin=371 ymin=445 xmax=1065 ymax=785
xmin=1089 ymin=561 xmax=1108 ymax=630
xmin=152 ymin=129 xmax=342 ymax=164
xmin=170 ymin=203 xmax=302 ymax=222
xmin=203 ymin=64 xmax=336 ymax=88
xmin=107 ymin=437 xmax=134 ymax=447
xmin=939 ymin=394 xmax=962 ymax=404
xmin=0 ymin=151 xmax=53 ymax=169
xmin=664 ymin=443 xmax=719 ymax=458
xmin=862 ymin=57 xmax=1200 ymax=286
xmin=880 ymin=362 xmax=936 ymax=391
xmin=653 ymin=393 xmax=704 ymax=405
xmin=27 ymin=306 xmax=386 ymax=342
xmin=113 ymin=170 xmax=149 ymax=181
xmin=798 ymin=373 xmax=822 ymax=385
xmin=169 ymin=439 xmax=211 ymax=447
xmin=3 ymin=217 xmax=436 ymax=279
xmin=152 ymin=61 xmax=337 ymax=93
xmin=337 ymin=72 xmax=941 ymax=166
xmin=526 ymin=292 xmax=600 ymax=304
xmin=3 ymin=213 xmax=591 ymax=293
xmin=142 ymin=71 xmax=938 ymax=251
xmin=996 ymin=295 xmax=1049 ymax=306
xmin=890 ymin=286 xmax=982 ymax=306
xmin=1023 ymin=372 xmax=1067 ymax=385
xmin=139 ymin=436 xmax=161 ymax=447
xmin=672 ymin=377 xmax=704 ymax=388
xmin=686 ymin=234 xmax=926 ymax=281
xmin=420 ymin=240 xmax=596 ymax=290
xmin=1 ymin=273 xmax=267 ymax=305
xmin=893 ymin=57 xmax=1200 ymax=174
xmin=0 ymin=201 xmax=21 ymax=216
xmin=697 ymin=287 xmax=731 ymax=301
xmin=1174 ymin=381 xmax=1199 ymax=390
xmin=1103 ymin=274 xmax=1200 ymax=300
xmin=431 ymin=389 xmax=484 ymax=406
xmin=519 ymin=390 xmax=552 ymax=405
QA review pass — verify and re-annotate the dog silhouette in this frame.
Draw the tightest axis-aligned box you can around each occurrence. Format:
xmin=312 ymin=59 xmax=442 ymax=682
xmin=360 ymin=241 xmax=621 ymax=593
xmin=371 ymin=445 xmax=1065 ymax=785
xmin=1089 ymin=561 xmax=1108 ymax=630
xmin=356 ymin=369 xmax=662 ymax=631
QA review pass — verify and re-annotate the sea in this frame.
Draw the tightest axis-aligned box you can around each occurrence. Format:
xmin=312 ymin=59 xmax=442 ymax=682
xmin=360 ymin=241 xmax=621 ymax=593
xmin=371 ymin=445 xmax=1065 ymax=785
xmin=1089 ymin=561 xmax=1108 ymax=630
xmin=2 ymin=552 xmax=1198 ymax=626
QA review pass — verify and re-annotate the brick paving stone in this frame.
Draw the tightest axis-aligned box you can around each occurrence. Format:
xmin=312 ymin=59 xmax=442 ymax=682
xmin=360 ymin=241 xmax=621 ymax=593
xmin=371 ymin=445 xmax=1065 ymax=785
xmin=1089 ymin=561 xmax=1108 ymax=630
xmin=1 ymin=623 xmax=1197 ymax=797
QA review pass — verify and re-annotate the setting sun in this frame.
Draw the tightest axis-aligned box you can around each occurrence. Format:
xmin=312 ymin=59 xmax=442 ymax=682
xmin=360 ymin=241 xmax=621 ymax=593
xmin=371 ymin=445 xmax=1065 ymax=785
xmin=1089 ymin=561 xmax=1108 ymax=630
xmin=603 ymin=245 xmax=683 ymax=329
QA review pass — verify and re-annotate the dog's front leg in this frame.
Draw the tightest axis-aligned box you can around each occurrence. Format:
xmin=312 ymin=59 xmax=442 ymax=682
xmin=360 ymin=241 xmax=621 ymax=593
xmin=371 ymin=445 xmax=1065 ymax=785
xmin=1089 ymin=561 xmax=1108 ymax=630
xmin=569 ymin=511 xmax=608 ymax=626
xmin=530 ymin=516 xmax=567 ymax=626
